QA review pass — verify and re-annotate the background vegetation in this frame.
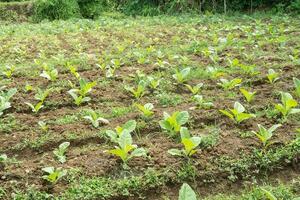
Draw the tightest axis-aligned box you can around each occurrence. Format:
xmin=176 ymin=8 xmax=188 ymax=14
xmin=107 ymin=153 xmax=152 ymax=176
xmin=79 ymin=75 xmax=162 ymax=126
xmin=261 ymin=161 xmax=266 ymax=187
xmin=0 ymin=0 xmax=299 ymax=21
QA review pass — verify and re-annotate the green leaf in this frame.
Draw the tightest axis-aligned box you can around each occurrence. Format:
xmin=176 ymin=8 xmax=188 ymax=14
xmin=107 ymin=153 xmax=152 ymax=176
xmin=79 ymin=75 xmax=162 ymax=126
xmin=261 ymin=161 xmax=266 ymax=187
xmin=219 ymin=110 xmax=234 ymax=120
xmin=122 ymin=120 xmax=137 ymax=133
xmin=260 ymin=188 xmax=277 ymax=200
xmin=168 ymin=149 xmax=183 ymax=157
xmin=234 ymin=102 xmax=245 ymax=113
xmin=109 ymin=148 xmax=127 ymax=162
xmin=106 ymin=130 xmax=118 ymax=143
xmin=180 ymin=127 xmax=191 ymax=139
xmin=176 ymin=111 xmax=189 ymax=125
xmin=130 ymin=148 xmax=147 ymax=158
xmin=179 ymin=183 xmax=197 ymax=200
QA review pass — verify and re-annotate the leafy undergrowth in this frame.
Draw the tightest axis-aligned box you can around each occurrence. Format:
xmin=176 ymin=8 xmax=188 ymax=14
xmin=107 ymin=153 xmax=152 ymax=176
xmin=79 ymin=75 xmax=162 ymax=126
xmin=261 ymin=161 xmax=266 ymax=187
xmin=0 ymin=14 xmax=299 ymax=199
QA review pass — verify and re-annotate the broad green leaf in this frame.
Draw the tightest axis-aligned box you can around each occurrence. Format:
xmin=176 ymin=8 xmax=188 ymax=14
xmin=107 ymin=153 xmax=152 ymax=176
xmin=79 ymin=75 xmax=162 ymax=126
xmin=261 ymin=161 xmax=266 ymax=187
xmin=176 ymin=111 xmax=189 ymax=125
xmin=234 ymin=102 xmax=245 ymax=113
xmin=130 ymin=148 xmax=146 ymax=158
xmin=168 ymin=149 xmax=183 ymax=156
xmin=179 ymin=183 xmax=197 ymax=200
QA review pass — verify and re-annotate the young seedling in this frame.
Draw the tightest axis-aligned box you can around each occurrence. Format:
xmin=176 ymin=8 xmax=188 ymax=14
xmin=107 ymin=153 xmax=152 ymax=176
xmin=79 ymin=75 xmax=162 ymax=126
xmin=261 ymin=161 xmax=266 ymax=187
xmin=220 ymin=102 xmax=255 ymax=124
xmin=252 ymin=124 xmax=281 ymax=148
xmin=0 ymin=87 xmax=17 ymax=101
xmin=218 ymin=78 xmax=242 ymax=90
xmin=185 ymin=83 xmax=203 ymax=95
xmin=24 ymin=83 xmax=33 ymax=92
xmin=159 ymin=111 xmax=189 ymax=136
xmin=147 ymin=76 xmax=161 ymax=90
xmin=76 ymin=78 xmax=97 ymax=97
xmin=135 ymin=103 xmax=154 ymax=118
xmin=178 ymin=183 xmax=197 ymax=200
xmin=2 ymin=65 xmax=15 ymax=78
xmin=108 ymin=130 xmax=147 ymax=166
xmin=0 ymin=154 xmax=8 ymax=170
xmin=0 ymin=97 xmax=11 ymax=117
xmin=274 ymin=92 xmax=300 ymax=120
xmin=53 ymin=142 xmax=70 ymax=163
xmin=38 ymin=121 xmax=49 ymax=132
xmin=34 ymin=88 xmax=51 ymax=102
xmin=267 ymin=69 xmax=279 ymax=84
xmin=68 ymin=90 xmax=91 ymax=106
xmin=67 ymin=63 xmax=80 ymax=79
xmin=40 ymin=65 xmax=58 ymax=81
xmin=25 ymin=101 xmax=44 ymax=113
xmin=83 ymin=110 xmax=109 ymax=128
xmin=42 ymin=167 xmax=67 ymax=184
xmin=293 ymin=77 xmax=300 ymax=97
xmin=239 ymin=64 xmax=259 ymax=76
xmin=172 ymin=68 xmax=190 ymax=84
xmin=0 ymin=88 xmax=17 ymax=117
xmin=206 ymin=66 xmax=225 ymax=79
xmin=240 ymin=88 xmax=256 ymax=103
xmin=124 ymin=80 xmax=147 ymax=99
xmin=192 ymin=95 xmax=213 ymax=109
xmin=168 ymin=127 xmax=201 ymax=157
xmin=68 ymin=78 xmax=96 ymax=106
xmin=105 ymin=66 xmax=116 ymax=78
xmin=106 ymin=120 xmax=137 ymax=143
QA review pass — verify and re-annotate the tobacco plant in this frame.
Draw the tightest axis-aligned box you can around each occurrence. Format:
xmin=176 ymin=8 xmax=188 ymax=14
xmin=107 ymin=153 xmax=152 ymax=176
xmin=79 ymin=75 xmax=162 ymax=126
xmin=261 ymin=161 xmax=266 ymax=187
xmin=159 ymin=111 xmax=189 ymax=136
xmin=252 ymin=124 xmax=281 ymax=148
xmin=172 ymin=68 xmax=190 ymax=84
xmin=53 ymin=142 xmax=70 ymax=163
xmin=124 ymin=80 xmax=147 ymax=99
xmin=274 ymin=92 xmax=300 ymax=120
xmin=218 ymin=78 xmax=242 ymax=90
xmin=168 ymin=127 xmax=201 ymax=157
xmin=108 ymin=130 xmax=147 ymax=165
xmin=135 ymin=103 xmax=154 ymax=118
xmin=240 ymin=88 xmax=256 ymax=103
xmin=106 ymin=120 xmax=137 ymax=143
xmin=38 ymin=121 xmax=48 ymax=132
xmin=25 ymin=101 xmax=44 ymax=113
xmin=67 ymin=63 xmax=80 ymax=79
xmin=2 ymin=65 xmax=15 ymax=79
xmin=294 ymin=77 xmax=300 ymax=97
xmin=83 ymin=110 xmax=109 ymax=128
xmin=192 ymin=95 xmax=213 ymax=109
xmin=267 ymin=69 xmax=279 ymax=84
xmin=34 ymin=88 xmax=51 ymax=102
xmin=220 ymin=102 xmax=255 ymax=124
xmin=24 ymin=83 xmax=33 ymax=92
xmin=0 ymin=88 xmax=17 ymax=117
xmin=0 ymin=154 xmax=7 ymax=163
xmin=40 ymin=65 xmax=58 ymax=81
xmin=147 ymin=76 xmax=161 ymax=90
xmin=42 ymin=167 xmax=67 ymax=184
xmin=68 ymin=78 xmax=96 ymax=106
xmin=206 ymin=66 xmax=225 ymax=79
xmin=179 ymin=183 xmax=197 ymax=200
xmin=185 ymin=83 xmax=203 ymax=95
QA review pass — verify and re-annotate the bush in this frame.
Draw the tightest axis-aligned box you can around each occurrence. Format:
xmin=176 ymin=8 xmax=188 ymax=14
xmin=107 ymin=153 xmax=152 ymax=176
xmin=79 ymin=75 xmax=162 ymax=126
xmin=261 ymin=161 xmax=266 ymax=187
xmin=78 ymin=0 xmax=112 ymax=19
xmin=33 ymin=0 xmax=80 ymax=22
xmin=289 ymin=0 xmax=300 ymax=13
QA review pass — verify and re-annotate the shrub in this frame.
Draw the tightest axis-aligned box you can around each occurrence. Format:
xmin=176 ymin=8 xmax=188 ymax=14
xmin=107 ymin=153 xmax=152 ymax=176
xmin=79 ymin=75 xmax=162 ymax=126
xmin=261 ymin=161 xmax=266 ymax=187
xmin=78 ymin=0 xmax=112 ymax=19
xmin=33 ymin=0 xmax=80 ymax=22
xmin=289 ymin=0 xmax=300 ymax=13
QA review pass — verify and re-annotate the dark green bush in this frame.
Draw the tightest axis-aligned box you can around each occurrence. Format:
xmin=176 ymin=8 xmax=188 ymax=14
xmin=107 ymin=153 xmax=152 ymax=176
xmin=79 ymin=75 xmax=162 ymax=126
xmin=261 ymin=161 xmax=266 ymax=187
xmin=33 ymin=0 xmax=80 ymax=22
xmin=289 ymin=0 xmax=300 ymax=13
xmin=78 ymin=0 xmax=112 ymax=19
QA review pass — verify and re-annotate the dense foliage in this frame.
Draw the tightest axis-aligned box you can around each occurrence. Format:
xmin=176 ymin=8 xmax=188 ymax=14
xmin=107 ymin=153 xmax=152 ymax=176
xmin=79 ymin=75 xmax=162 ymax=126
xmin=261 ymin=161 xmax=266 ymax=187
xmin=33 ymin=0 xmax=80 ymax=21
xmin=30 ymin=0 xmax=300 ymax=21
